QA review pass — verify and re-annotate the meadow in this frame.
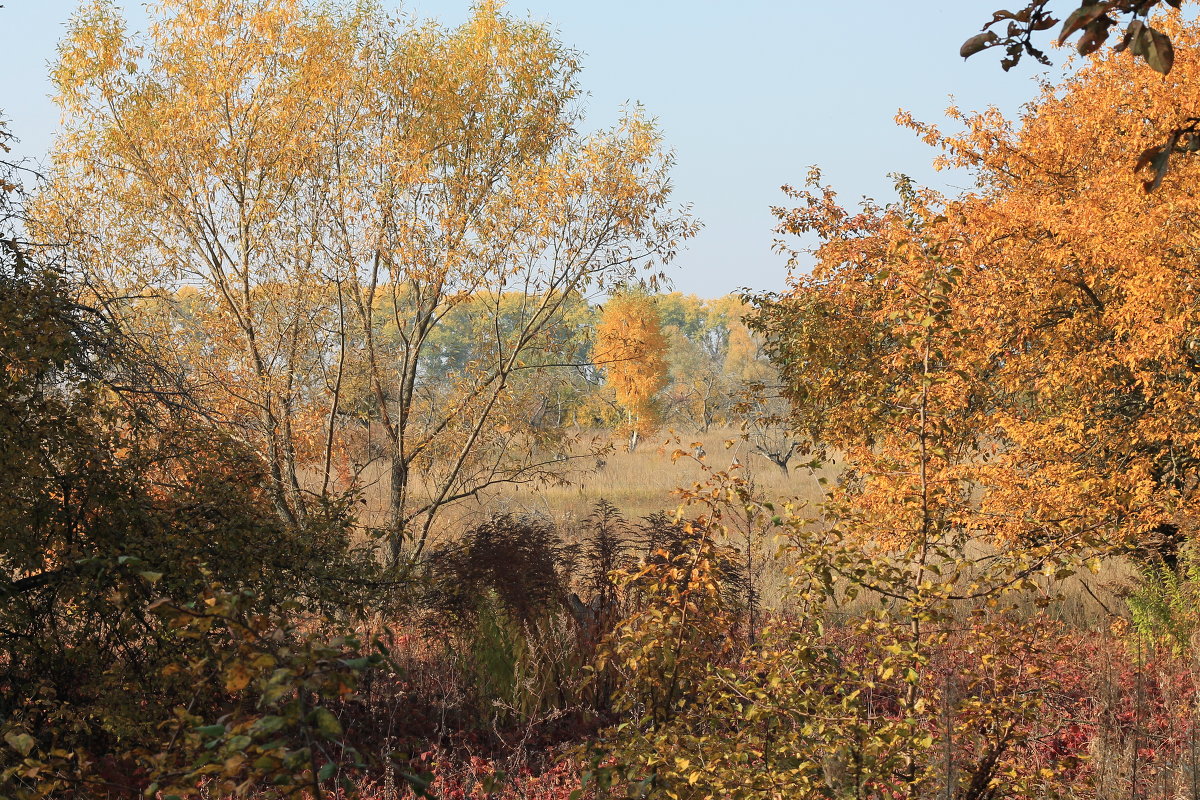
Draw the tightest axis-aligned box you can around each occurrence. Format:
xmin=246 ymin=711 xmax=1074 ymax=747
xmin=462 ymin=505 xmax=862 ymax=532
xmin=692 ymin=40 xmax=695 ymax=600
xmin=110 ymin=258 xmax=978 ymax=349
xmin=353 ymin=426 xmax=826 ymax=533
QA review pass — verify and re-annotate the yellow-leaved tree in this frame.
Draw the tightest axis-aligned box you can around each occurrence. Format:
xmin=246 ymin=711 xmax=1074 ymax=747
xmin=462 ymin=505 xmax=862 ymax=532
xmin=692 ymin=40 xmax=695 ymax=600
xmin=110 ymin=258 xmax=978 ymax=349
xmin=594 ymin=292 xmax=670 ymax=451
xmin=38 ymin=0 xmax=695 ymax=564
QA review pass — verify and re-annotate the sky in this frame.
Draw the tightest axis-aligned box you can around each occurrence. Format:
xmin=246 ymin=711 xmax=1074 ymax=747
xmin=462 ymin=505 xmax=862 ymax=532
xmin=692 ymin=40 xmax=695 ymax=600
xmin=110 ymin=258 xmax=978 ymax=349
xmin=0 ymin=1 xmax=1076 ymax=297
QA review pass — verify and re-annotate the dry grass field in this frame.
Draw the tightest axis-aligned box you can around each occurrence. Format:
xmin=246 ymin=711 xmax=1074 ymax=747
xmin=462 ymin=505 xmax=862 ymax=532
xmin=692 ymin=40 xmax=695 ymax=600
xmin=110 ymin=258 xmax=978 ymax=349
xmin=352 ymin=425 xmax=831 ymax=537
xmin=345 ymin=426 xmax=1137 ymax=624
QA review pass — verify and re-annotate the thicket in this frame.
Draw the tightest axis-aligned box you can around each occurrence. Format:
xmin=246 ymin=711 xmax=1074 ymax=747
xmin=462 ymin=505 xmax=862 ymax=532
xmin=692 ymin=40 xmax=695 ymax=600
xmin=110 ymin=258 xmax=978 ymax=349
xmin=0 ymin=114 xmax=405 ymax=796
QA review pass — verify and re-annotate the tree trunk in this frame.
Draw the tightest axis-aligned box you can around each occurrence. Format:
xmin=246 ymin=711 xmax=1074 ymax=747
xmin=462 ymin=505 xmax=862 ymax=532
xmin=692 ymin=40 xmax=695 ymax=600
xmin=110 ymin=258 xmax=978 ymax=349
xmin=388 ymin=442 xmax=407 ymax=568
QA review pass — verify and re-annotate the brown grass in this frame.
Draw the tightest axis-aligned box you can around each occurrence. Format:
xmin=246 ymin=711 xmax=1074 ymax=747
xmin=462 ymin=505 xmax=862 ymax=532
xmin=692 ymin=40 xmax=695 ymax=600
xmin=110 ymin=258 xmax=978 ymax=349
xmin=351 ymin=425 xmax=831 ymax=538
xmin=341 ymin=425 xmax=1142 ymax=629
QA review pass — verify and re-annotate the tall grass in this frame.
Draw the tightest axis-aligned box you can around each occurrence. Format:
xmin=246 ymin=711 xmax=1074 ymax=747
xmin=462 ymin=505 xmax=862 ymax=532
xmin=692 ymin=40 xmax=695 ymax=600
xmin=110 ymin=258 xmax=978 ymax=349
xmin=349 ymin=426 xmax=831 ymax=537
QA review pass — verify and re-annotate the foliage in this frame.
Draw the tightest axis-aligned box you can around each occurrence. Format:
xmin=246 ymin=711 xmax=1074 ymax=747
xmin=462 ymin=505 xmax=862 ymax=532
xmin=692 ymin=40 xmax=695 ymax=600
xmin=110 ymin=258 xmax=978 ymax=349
xmin=638 ymin=510 xmax=749 ymax=609
xmin=26 ymin=2 xmax=1200 ymax=798
xmin=581 ymin=475 xmax=923 ymax=800
xmin=657 ymin=293 xmax=770 ymax=432
xmin=426 ymin=513 xmax=572 ymax=627
xmin=753 ymin=21 xmax=1200 ymax=555
xmin=1127 ymin=543 xmax=1200 ymax=654
xmin=960 ymin=2 xmax=1200 ymax=188
xmin=1 ymin=577 xmax=392 ymax=799
xmin=582 ymin=455 xmax=1100 ymax=799
xmin=594 ymin=292 xmax=671 ymax=450
xmin=891 ymin=14 xmax=1200 ymax=561
xmin=131 ymin=585 xmax=388 ymax=800
xmin=573 ymin=499 xmax=638 ymax=622
xmin=0 ymin=281 xmax=383 ymax=795
xmin=40 ymin=0 xmax=696 ymax=565
xmin=1 ymin=109 xmax=391 ymax=798
xmin=961 ymin=1 xmax=1184 ymax=73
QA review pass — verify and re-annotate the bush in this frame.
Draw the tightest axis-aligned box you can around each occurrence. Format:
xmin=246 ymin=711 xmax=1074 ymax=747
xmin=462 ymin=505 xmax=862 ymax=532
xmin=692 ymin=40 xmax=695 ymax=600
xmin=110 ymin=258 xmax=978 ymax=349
xmin=0 ymin=212 xmax=390 ymax=797
xmin=1128 ymin=540 xmax=1200 ymax=654
xmin=425 ymin=513 xmax=571 ymax=626
xmin=568 ymin=500 xmax=637 ymax=629
xmin=639 ymin=510 xmax=749 ymax=609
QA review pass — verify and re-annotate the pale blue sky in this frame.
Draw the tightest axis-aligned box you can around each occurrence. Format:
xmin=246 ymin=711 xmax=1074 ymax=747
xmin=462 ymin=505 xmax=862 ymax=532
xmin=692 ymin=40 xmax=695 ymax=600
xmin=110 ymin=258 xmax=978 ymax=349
xmin=0 ymin=1 xmax=1073 ymax=296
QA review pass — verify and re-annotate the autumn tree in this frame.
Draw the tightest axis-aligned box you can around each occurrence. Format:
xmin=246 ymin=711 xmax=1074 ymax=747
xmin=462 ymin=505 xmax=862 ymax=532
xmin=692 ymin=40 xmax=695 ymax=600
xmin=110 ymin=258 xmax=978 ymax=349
xmin=37 ymin=0 xmax=355 ymax=528
xmin=754 ymin=12 xmax=1200 ymax=568
xmin=679 ymin=21 xmax=1200 ymax=796
xmin=594 ymin=292 xmax=670 ymax=451
xmin=40 ymin=0 xmax=694 ymax=564
xmin=657 ymin=293 xmax=728 ymax=430
xmin=938 ymin=11 xmax=1200 ymax=564
xmin=719 ymin=171 xmax=1111 ymax=800
xmin=652 ymin=293 xmax=763 ymax=432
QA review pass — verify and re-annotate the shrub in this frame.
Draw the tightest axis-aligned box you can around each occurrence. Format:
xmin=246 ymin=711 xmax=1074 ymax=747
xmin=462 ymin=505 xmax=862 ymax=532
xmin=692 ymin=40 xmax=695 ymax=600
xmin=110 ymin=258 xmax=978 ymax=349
xmin=1127 ymin=541 xmax=1200 ymax=654
xmin=426 ymin=513 xmax=571 ymax=627
xmin=570 ymin=500 xmax=637 ymax=630
xmin=0 ymin=201 xmax=390 ymax=797
xmin=639 ymin=510 xmax=748 ymax=609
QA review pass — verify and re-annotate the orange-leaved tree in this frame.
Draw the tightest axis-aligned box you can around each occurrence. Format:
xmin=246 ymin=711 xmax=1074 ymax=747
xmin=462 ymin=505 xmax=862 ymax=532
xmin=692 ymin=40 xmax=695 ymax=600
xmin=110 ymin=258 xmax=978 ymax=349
xmin=755 ymin=12 xmax=1200 ymax=565
xmin=908 ymin=11 xmax=1200 ymax=564
xmin=728 ymin=175 xmax=1107 ymax=800
xmin=594 ymin=292 xmax=670 ymax=451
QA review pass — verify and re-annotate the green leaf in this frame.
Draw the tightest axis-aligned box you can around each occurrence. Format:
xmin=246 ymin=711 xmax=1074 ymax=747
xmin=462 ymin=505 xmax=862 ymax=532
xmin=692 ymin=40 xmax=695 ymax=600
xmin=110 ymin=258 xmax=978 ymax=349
xmin=137 ymin=570 xmax=164 ymax=584
xmin=318 ymin=761 xmax=336 ymax=781
xmin=195 ymin=724 xmax=226 ymax=738
xmin=4 ymin=731 xmax=34 ymax=757
xmin=310 ymin=707 xmax=343 ymax=739
xmin=250 ymin=715 xmax=287 ymax=736
xmin=227 ymin=735 xmax=252 ymax=751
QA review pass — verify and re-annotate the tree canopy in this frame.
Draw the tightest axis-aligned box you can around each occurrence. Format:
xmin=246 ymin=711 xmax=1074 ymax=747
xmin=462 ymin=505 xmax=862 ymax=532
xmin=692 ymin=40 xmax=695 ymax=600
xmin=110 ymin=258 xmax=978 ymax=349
xmin=39 ymin=0 xmax=695 ymax=563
